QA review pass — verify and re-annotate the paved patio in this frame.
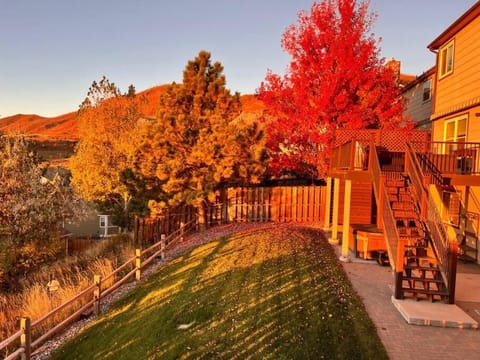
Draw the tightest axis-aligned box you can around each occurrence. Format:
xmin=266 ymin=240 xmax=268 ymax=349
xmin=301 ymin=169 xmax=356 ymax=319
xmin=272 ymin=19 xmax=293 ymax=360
xmin=330 ymin=241 xmax=480 ymax=360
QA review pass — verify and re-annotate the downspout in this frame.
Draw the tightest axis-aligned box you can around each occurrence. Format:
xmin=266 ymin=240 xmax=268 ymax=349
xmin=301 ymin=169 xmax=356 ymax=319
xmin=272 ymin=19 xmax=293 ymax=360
xmin=428 ymin=46 xmax=439 ymax=141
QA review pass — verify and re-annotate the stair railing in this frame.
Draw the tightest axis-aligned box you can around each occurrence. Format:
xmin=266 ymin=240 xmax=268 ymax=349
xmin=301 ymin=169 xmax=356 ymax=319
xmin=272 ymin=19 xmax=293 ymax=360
xmin=406 ymin=143 xmax=457 ymax=303
xmin=370 ymin=141 xmax=398 ymax=270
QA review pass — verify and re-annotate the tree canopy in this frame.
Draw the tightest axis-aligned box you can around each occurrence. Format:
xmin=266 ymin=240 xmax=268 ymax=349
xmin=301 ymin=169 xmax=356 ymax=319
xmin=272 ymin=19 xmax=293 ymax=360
xmin=258 ymin=0 xmax=407 ymax=178
xmin=136 ymin=51 xmax=266 ymax=223
xmin=69 ymin=78 xmax=148 ymax=229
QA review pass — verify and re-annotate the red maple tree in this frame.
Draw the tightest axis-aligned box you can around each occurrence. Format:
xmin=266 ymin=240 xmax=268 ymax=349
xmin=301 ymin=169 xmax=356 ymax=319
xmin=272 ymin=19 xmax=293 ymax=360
xmin=259 ymin=0 xmax=408 ymax=178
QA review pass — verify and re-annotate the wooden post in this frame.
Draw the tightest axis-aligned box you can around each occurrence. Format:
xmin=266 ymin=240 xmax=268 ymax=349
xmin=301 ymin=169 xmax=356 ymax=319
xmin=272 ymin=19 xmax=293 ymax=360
xmin=377 ymin=175 xmax=386 ymax=229
xmin=180 ymin=221 xmax=185 ymax=242
xmin=161 ymin=234 xmax=166 ymax=260
xmin=20 ymin=317 xmax=31 ymax=360
xmin=340 ymin=179 xmax=352 ymax=261
xmin=329 ymin=178 xmax=340 ymax=244
xmin=394 ymin=239 xmax=405 ymax=299
xmin=323 ymin=177 xmax=332 ymax=230
xmin=93 ymin=275 xmax=101 ymax=316
xmin=447 ymin=242 xmax=458 ymax=304
xmin=349 ymin=139 xmax=356 ymax=169
xmin=135 ymin=249 xmax=141 ymax=281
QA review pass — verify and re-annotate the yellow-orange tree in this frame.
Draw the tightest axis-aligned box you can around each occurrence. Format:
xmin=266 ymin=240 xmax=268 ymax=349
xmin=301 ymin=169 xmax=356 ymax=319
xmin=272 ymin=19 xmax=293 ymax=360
xmin=136 ymin=51 xmax=266 ymax=227
xmin=70 ymin=77 xmax=149 ymax=229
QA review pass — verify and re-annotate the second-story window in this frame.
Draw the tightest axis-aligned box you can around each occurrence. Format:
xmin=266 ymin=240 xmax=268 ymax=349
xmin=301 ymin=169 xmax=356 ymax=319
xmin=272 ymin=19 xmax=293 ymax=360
xmin=439 ymin=40 xmax=454 ymax=78
xmin=422 ymin=79 xmax=432 ymax=101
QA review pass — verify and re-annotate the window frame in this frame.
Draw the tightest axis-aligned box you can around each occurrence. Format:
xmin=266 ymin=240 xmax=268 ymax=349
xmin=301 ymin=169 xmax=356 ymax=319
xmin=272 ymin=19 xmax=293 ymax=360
xmin=443 ymin=115 xmax=467 ymax=154
xmin=422 ymin=79 xmax=432 ymax=102
xmin=438 ymin=40 xmax=454 ymax=78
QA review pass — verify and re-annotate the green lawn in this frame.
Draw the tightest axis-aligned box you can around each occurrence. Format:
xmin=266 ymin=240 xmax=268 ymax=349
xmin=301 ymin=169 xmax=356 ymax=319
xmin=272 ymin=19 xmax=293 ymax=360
xmin=51 ymin=225 xmax=388 ymax=360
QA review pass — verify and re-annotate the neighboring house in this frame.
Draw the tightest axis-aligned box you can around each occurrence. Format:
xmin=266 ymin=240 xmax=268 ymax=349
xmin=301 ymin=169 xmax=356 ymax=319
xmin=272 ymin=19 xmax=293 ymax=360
xmin=64 ymin=205 xmax=120 ymax=238
xmin=98 ymin=214 xmax=120 ymax=237
xmin=401 ymin=66 xmax=435 ymax=130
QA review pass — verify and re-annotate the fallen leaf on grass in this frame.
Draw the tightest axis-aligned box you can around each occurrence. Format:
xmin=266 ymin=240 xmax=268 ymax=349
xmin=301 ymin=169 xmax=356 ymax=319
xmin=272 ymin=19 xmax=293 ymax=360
xmin=177 ymin=321 xmax=196 ymax=330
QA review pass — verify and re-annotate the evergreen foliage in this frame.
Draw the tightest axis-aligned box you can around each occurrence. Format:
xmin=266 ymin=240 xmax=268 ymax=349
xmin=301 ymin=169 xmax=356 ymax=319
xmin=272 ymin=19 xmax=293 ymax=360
xmin=135 ymin=51 xmax=267 ymax=224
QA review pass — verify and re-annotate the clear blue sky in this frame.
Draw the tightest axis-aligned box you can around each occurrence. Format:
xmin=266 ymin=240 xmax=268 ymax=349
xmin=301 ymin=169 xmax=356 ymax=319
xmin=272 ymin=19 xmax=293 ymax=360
xmin=0 ymin=0 xmax=477 ymax=118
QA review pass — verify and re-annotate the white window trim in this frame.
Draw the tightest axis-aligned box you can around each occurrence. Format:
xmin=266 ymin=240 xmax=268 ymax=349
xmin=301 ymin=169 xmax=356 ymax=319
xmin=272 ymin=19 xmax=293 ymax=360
xmin=442 ymin=115 xmax=467 ymax=154
xmin=439 ymin=40 xmax=454 ymax=79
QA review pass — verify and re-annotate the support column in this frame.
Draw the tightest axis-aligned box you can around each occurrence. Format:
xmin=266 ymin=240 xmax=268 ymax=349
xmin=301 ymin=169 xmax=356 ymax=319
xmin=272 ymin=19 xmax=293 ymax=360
xmin=340 ymin=179 xmax=352 ymax=262
xmin=329 ymin=178 xmax=340 ymax=244
xmin=323 ymin=177 xmax=332 ymax=231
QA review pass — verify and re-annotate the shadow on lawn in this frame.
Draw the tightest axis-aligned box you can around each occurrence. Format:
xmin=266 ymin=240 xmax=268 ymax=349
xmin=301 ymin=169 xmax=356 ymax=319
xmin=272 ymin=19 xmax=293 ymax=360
xmin=51 ymin=226 xmax=388 ymax=360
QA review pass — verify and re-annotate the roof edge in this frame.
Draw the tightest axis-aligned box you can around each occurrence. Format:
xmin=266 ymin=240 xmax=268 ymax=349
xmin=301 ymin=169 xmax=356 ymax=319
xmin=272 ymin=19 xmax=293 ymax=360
xmin=428 ymin=2 xmax=480 ymax=51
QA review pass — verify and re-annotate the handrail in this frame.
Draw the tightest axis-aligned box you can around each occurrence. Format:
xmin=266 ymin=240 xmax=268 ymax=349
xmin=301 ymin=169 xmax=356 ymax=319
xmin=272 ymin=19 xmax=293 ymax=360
xmin=412 ymin=140 xmax=480 ymax=176
xmin=370 ymin=143 xmax=397 ymax=270
xmin=406 ymin=143 xmax=456 ymax=300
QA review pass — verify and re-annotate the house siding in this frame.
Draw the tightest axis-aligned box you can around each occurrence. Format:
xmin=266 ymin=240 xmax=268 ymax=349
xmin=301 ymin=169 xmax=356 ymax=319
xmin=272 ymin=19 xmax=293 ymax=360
xmin=433 ymin=15 xmax=480 ymax=120
xmin=431 ymin=12 xmax=480 ymax=143
xmin=402 ymin=73 xmax=435 ymax=129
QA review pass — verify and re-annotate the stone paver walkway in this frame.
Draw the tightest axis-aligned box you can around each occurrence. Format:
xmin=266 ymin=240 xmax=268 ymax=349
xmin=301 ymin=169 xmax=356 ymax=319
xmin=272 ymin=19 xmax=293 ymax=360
xmin=334 ymin=245 xmax=480 ymax=360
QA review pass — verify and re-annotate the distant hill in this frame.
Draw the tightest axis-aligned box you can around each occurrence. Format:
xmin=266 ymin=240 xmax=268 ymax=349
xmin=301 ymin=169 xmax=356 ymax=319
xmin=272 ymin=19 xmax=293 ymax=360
xmin=0 ymin=85 xmax=264 ymax=141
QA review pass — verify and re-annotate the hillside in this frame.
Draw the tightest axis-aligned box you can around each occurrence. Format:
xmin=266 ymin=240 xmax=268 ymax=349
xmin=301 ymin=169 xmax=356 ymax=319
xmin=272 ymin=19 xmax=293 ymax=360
xmin=0 ymin=86 xmax=264 ymax=142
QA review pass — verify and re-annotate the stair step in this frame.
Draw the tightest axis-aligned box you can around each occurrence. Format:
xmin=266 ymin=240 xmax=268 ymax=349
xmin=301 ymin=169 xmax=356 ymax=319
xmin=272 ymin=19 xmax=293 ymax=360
xmin=405 ymin=243 xmax=429 ymax=249
xmin=404 ymin=264 xmax=439 ymax=271
xmin=402 ymin=276 xmax=444 ymax=283
xmin=401 ymin=287 xmax=449 ymax=296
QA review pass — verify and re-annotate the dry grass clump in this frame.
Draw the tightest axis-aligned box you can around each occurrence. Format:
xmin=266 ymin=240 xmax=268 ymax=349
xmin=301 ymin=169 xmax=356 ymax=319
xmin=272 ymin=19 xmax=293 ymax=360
xmin=0 ymin=235 xmax=134 ymax=340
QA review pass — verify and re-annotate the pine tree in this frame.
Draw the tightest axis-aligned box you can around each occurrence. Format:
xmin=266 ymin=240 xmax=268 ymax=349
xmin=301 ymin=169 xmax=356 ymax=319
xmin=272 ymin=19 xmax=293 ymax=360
xmin=136 ymin=51 xmax=266 ymax=228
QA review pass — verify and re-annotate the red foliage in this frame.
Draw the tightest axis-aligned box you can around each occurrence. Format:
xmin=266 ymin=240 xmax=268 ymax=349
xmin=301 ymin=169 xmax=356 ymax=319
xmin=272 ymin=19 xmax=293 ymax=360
xmin=259 ymin=0 xmax=409 ymax=178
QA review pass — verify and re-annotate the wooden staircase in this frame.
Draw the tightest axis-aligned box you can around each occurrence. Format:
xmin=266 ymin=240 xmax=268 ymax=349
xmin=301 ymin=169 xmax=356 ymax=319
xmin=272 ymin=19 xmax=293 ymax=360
xmin=385 ymin=174 xmax=449 ymax=302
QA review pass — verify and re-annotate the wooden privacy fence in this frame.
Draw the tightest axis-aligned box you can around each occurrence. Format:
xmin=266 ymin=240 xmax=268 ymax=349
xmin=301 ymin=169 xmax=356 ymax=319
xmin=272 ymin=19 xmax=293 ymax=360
xmin=223 ymin=186 xmax=325 ymax=223
xmin=134 ymin=205 xmax=197 ymax=245
xmin=134 ymin=186 xmax=326 ymax=244
xmin=0 ymin=222 xmax=194 ymax=360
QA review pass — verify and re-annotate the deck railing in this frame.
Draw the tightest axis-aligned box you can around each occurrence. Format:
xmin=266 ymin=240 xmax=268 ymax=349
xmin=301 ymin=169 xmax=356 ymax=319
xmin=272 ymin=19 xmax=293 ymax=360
xmin=413 ymin=141 xmax=480 ymax=176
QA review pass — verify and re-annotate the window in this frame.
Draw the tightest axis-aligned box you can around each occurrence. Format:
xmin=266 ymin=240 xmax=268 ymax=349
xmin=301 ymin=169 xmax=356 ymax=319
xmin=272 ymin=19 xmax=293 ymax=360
xmin=444 ymin=116 xmax=467 ymax=154
xmin=99 ymin=215 xmax=107 ymax=228
xmin=422 ymin=79 xmax=432 ymax=102
xmin=439 ymin=40 xmax=454 ymax=78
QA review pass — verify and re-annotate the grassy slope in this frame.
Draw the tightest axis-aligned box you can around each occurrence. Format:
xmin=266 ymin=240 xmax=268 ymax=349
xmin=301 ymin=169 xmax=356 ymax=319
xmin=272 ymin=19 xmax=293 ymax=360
xmin=51 ymin=226 xmax=388 ymax=360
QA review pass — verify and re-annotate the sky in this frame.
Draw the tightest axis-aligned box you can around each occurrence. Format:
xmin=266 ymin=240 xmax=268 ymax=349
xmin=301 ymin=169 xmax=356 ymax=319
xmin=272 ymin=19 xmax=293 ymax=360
xmin=0 ymin=0 xmax=478 ymax=118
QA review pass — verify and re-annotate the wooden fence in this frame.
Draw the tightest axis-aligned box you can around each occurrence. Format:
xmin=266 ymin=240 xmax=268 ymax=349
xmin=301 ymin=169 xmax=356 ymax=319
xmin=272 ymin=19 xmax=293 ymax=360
xmin=225 ymin=186 xmax=325 ymax=223
xmin=0 ymin=222 xmax=195 ymax=360
xmin=133 ymin=205 xmax=197 ymax=245
xmin=133 ymin=186 xmax=326 ymax=244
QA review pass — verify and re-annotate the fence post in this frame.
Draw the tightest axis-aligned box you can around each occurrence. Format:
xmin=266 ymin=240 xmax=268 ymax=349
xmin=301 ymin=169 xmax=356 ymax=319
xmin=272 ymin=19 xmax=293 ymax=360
xmin=93 ymin=275 xmax=102 ymax=316
xmin=135 ymin=249 xmax=142 ymax=281
xmin=20 ymin=317 xmax=31 ymax=360
xmin=161 ymin=234 xmax=166 ymax=260
xmin=180 ymin=222 xmax=185 ymax=242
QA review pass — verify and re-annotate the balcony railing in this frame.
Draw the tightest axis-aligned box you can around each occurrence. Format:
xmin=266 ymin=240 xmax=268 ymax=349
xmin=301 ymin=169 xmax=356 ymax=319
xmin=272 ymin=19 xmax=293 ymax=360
xmin=415 ymin=141 xmax=480 ymax=176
